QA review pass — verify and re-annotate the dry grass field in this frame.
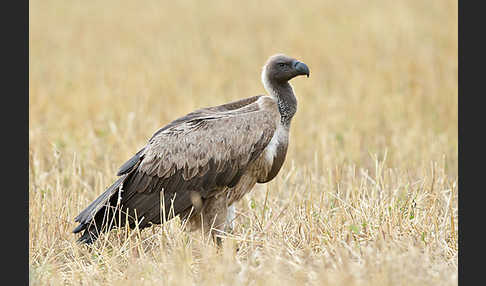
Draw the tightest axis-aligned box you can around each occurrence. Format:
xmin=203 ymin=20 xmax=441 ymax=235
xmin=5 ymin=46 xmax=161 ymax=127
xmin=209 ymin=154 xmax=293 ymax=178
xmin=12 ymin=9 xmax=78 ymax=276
xmin=29 ymin=0 xmax=458 ymax=285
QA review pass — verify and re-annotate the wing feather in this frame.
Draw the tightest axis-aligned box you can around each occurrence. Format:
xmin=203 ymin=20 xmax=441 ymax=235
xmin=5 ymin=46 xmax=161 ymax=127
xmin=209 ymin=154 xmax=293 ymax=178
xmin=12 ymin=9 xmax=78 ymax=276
xmin=116 ymin=96 xmax=263 ymax=177
xmin=123 ymin=98 xmax=278 ymax=218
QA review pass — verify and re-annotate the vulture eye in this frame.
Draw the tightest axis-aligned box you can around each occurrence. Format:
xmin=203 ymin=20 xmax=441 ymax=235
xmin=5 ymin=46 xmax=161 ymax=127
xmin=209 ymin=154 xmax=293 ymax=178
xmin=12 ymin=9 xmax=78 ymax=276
xmin=278 ymin=63 xmax=286 ymax=67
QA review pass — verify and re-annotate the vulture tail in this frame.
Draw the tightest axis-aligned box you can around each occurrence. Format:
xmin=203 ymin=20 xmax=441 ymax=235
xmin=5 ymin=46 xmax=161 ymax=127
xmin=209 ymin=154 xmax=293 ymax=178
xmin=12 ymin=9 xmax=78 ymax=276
xmin=73 ymin=176 xmax=126 ymax=244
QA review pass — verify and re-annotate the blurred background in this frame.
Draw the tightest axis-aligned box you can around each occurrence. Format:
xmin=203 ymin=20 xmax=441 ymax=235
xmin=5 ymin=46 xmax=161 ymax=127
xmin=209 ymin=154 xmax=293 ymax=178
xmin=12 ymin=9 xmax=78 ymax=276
xmin=29 ymin=0 xmax=457 ymax=284
xmin=29 ymin=0 xmax=457 ymax=176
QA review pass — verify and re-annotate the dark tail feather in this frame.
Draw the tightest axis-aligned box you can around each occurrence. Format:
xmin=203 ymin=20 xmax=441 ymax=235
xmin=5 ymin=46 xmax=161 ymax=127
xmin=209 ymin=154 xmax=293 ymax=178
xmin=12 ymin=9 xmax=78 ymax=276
xmin=72 ymin=223 xmax=86 ymax=234
xmin=73 ymin=176 xmax=126 ymax=244
xmin=77 ymin=227 xmax=99 ymax=244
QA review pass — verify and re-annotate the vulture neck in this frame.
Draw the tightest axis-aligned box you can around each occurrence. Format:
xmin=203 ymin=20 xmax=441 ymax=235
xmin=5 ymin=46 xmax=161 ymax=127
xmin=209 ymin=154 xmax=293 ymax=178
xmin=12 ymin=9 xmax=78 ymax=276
xmin=262 ymin=77 xmax=297 ymax=127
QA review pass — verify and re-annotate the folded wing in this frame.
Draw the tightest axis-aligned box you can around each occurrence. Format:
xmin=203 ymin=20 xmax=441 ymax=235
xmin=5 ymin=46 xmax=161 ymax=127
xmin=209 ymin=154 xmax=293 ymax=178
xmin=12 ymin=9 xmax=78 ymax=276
xmin=73 ymin=96 xmax=278 ymax=242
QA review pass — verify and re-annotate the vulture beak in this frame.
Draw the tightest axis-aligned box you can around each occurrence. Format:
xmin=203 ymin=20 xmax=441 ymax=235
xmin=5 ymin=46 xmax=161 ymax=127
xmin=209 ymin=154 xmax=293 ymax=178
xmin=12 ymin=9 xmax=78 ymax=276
xmin=294 ymin=61 xmax=310 ymax=77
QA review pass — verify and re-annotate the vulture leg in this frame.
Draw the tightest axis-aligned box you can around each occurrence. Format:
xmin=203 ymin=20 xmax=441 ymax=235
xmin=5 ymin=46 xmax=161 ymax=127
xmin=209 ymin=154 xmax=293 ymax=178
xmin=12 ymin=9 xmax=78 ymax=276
xmin=186 ymin=195 xmax=229 ymax=245
xmin=225 ymin=204 xmax=236 ymax=234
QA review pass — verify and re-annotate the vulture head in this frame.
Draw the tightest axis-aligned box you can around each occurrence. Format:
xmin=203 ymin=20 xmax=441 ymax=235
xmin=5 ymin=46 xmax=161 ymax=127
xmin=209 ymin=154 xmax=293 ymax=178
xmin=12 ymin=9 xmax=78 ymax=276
xmin=262 ymin=54 xmax=310 ymax=85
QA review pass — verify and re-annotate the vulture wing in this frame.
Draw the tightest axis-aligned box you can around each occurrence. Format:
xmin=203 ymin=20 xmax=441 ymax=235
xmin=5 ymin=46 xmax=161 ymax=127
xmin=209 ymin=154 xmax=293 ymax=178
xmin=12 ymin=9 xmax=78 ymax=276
xmin=73 ymin=96 xmax=278 ymax=243
xmin=116 ymin=95 xmax=263 ymax=176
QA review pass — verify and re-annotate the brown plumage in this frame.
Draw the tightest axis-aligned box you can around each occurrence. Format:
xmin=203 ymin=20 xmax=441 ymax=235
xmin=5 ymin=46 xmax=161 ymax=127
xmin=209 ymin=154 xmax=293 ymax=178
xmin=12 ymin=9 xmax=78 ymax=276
xmin=73 ymin=54 xmax=310 ymax=244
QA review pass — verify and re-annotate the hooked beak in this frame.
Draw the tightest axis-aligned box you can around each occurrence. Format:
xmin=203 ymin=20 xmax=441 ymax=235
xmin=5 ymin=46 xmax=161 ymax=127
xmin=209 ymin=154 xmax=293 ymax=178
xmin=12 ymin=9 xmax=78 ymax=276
xmin=294 ymin=61 xmax=310 ymax=77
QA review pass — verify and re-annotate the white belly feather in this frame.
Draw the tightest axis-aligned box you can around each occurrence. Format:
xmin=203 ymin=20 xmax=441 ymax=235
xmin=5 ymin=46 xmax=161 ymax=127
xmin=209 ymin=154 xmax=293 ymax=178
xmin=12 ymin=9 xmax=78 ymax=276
xmin=254 ymin=95 xmax=289 ymax=165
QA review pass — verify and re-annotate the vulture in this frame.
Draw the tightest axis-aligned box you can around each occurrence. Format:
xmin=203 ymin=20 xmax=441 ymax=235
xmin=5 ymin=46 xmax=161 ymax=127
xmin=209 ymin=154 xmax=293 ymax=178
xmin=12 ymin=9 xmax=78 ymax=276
xmin=73 ymin=54 xmax=310 ymax=244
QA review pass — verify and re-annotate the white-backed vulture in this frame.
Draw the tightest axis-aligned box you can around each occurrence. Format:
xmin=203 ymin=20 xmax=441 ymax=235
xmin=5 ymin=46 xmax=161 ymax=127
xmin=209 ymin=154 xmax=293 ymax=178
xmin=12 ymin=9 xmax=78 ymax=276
xmin=73 ymin=54 xmax=310 ymax=244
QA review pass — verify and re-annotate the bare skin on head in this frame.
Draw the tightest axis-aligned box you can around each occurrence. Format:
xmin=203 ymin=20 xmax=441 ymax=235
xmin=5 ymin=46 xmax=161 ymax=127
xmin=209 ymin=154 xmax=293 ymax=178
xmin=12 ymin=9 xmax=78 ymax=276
xmin=73 ymin=54 xmax=310 ymax=245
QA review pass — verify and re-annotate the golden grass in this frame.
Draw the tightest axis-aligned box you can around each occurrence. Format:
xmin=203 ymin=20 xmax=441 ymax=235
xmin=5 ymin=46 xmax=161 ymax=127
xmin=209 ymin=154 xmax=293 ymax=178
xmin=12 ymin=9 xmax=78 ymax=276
xmin=29 ymin=0 xmax=458 ymax=285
